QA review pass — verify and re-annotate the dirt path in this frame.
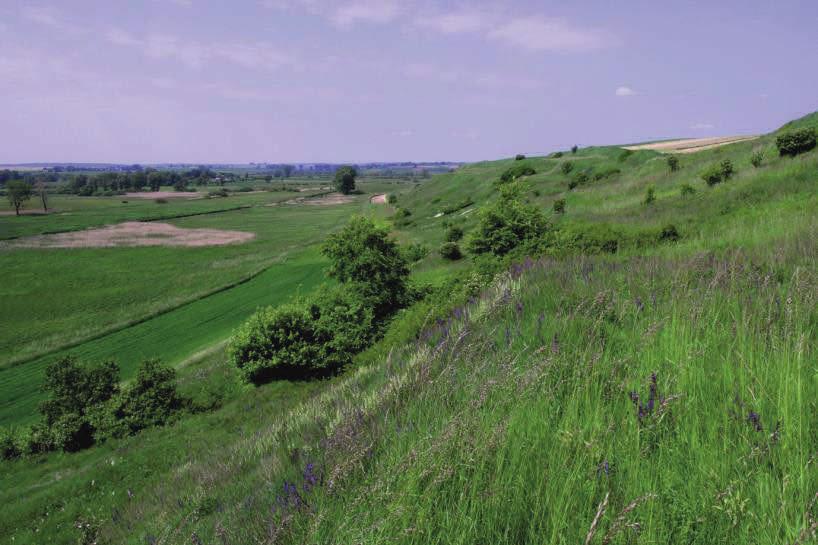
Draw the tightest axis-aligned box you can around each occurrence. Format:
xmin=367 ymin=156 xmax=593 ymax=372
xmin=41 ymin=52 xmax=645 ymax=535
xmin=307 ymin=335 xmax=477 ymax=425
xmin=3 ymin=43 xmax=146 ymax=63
xmin=370 ymin=194 xmax=387 ymax=204
xmin=623 ymin=135 xmax=759 ymax=154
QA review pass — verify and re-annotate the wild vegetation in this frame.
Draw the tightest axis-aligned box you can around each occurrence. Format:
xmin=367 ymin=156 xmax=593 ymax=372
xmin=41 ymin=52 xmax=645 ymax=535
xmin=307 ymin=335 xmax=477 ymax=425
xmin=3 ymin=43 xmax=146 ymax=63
xmin=1 ymin=111 xmax=817 ymax=544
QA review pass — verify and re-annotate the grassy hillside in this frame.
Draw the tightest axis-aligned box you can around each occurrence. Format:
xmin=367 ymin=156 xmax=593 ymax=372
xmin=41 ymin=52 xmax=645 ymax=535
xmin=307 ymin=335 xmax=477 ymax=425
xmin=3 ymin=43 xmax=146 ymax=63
xmin=1 ymin=113 xmax=816 ymax=544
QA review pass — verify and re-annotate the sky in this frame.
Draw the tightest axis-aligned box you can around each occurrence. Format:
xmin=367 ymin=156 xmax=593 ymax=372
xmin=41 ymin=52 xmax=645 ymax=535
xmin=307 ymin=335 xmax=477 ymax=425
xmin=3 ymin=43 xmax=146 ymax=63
xmin=1 ymin=0 xmax=817 ymax=164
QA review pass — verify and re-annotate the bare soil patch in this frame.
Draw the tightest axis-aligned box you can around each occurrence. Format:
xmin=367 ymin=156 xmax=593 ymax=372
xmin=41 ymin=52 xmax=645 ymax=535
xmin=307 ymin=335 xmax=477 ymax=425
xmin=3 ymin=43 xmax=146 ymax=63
xmin=124 ymin=191 xmax=203 ymax=199
xmin=370 ymin=194 xmax=387 ymax=204
xmin=284 ymin=192 xmax=355 ymax=206
xmin=0 ymin=222 xmax=255 ymax=249
xmin=623 ymin=135 xmax=758 ymax=154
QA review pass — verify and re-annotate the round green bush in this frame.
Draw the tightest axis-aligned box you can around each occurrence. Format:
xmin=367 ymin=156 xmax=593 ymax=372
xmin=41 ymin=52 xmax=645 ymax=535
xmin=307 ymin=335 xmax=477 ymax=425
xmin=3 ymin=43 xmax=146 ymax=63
xmin=439 ymin=242 xmax=463 ymax=260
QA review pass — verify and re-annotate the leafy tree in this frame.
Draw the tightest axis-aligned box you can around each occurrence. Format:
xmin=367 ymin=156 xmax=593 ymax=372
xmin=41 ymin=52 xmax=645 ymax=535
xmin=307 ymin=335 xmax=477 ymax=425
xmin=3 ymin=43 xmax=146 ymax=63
xmin=104 ymin=360 xmax=184 ymax=436
xmin=571 ymin=145 xmax=579 ymax=154
xmin=667 ymin=155 xmax=680 ymax=172
xmin=515 ymin=154 xmax=526 ymax=161
xmin=387 ymin=194 xmax=397 ymax=204
xmin=333 ymin=166 xmax=357 ymax=195
xmin=776 ymin=128 xmax=816 ymax=157
xmin=148 ymin=172 xmax=163 ymax=192
xmin=439 ymin=242 xmax=462 ymax=260
xmin=322 ymin=216 xmax=410 ymax=318
xmin=39 ymin=357 xmax=119 ymax=451
xmin=6 ymin=180 xmax=33 ymax=216
xmin=282 ymin=164 xmax=295 ymax=178
xmin=468 ymin=184 xmax=549 ymax=257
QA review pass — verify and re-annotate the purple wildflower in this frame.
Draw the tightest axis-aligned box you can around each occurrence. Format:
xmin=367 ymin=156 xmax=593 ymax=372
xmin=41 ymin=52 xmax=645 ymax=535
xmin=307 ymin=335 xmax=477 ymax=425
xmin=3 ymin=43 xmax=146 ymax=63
xmin=747 ymin=412 xmax=762 ymax=432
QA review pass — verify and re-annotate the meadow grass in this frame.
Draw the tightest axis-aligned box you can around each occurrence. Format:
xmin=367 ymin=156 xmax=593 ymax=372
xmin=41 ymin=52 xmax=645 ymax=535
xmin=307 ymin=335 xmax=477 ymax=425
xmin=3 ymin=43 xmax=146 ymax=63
xmin=2 ymin=114 xmax=817 ymax=544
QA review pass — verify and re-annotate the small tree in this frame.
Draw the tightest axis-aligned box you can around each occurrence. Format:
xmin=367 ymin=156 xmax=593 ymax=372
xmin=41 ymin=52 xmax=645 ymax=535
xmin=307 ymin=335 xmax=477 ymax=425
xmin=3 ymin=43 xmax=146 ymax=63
xmin=571 ymin=145 xmax=579 ymax=154
xmin=439 ymin=242 xmax=462 ymax=260
xmin=553 ymin=199 xmax=566 ymax=214
xmin=39 ymin=357 xmax=120 ymax=451
xmin=720 ymin=159 xmax=735 ymax=180
xmin=387 ymin=194 xmax=397 ymax=204
xmin=776 ymin=128 xmax=816 ymax=157
xmin=680 ymin=183 xmax=696 ymax=197
xmin=643 ymin=186 xmax=656 ymax=205
xmin=667 ymin=155 xmax=680 ymax=172
xmin=6 ymin=180 xmax=33 ymax=216
xmin=701 ymin=159 xmax=734 ymax=186
xmin=560 ymin=161 xmax=574 ymax=175
xmin=515 ymin=154 xmax=526 ymax=161
xmin=750 ymin=151 xmax=764 ymax=168
xmin=322 ymin=216 xmax=410 ymax=318
xmin=333 ymin=166 xmax=357 ymax=195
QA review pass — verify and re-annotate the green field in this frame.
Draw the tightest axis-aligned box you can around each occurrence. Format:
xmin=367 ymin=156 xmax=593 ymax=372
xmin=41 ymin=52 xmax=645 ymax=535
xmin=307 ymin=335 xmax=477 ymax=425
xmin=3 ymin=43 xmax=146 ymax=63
xmin=2 ymin=114 xmax=817 ymax=544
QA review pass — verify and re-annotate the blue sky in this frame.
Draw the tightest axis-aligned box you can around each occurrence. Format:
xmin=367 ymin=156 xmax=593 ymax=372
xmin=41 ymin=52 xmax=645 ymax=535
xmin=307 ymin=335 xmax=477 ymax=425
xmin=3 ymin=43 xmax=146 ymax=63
xmin=1 ymin=0 xmax=816 ymax=163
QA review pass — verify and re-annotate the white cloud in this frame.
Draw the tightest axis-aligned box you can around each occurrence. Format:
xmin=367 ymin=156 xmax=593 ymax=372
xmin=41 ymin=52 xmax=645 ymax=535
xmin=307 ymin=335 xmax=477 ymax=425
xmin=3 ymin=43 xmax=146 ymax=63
xmin=105 ymin=30 xmax=295 ymax=71
xmin=615 ymin=86 xmax=636 ymax=97
xmin=332 ymin=1 xmax=400 ymax=28
xmin=488 ymin=18 xmax=610 ymax=52
xmin=414 ymin=11 xmax=490 ymax=34
xmin=21 ymin=5 xmax=82 ymax=35
xmin=690 ymin=122 xmax=715 ymax=130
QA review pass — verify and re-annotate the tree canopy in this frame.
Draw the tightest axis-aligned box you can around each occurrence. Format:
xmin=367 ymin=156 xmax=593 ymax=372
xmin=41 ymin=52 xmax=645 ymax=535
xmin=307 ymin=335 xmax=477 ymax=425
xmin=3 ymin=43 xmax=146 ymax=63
xmin=333 ymin=166 xmax=357 ymax=195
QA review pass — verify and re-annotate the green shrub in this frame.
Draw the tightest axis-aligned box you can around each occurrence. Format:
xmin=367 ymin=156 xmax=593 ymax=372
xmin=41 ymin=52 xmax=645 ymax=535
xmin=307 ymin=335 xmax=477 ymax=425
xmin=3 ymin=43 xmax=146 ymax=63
xmin=680 ymin=183 xmax=696 ymax=197
xmin=553 ymin=199 xmax=566 ymax=214
xmin=323 ymin=215 xmax=410 ymax=319
xmin=701 ymin=159 xmax=735 ymax=186
xmin=441 ymin=198 xmax=474 ymax=214
xmin=551 ymin=151 xmax=564 ymax=158
xmin=439 ymin=242 xmax=462 ymax=260
xmin=393 ymin=207 xmax=411 ymax=219
xmin=0 ymin=427 xmax=21 ymax=460
xmin=104 ymin=360 xmax=184 ymax=437
xmin=228 ymin=290 xmax=375 ymax=384
xmin=39 ymin=357 xmax=120 ymax=452
xmin=499 ymin=164 xmax=536 ymax=184
xmin=751 ymin=151 xmax=764 ymax=168
xmin=515 ymin=154 xmax=526 ymax=161
xmin=667 ymin=155 xmax=680 ymax=172
xmin=402 ymin=242 xmax=429 ymax=263
xmin=560 ymin=162 xmax=574 ymax=175
xmin=593 ymin=168 xmax=621 ymax=181
xmin=643 ymin=186 xmax=656 ymax=205
xmin=572 ymin=172 xmax=589 ymax=187
xmin=776 ymin=128 xmax=816 ymax=157
xmin=468 ymin=184 xmax=549 ymax=257
xmin=387 ymin=194 xmax=397 ymax=204
xmin=659 ymin=224 xmax=680 ymax=242
xmin=445 ymin=226 xmax=464 ymax=242
xmin=571 ymin=145 xmax=578 ymax=154
xmin=567 ymin=180 xmax=579 ymax=190
xmin=228 ymin=303 xmax=323 ymax=384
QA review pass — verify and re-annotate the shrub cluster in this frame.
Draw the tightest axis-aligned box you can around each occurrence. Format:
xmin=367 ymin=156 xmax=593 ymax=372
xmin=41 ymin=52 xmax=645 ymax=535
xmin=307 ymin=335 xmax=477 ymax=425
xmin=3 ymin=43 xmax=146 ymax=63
xmin=750 ymin=151 xmax=764 ymax=168
xmin=229 ymin=216 xmax=411 ymax=384
xmin=402 ymin=242 xmax=429 ymax=263
xmin=701 ymin=159 xmax=735 ymax=186
xmin=643 ymin=186 xmax=656 ymax=205
xmin=515 ymin=154 xmax=526 ymax=161
xmin=667 ymin=156 xmax=680 ymax=172
xmin=1 ymin=357 xmax=184 ymax=458
xmin=553 ymin=199 xmax=566 ymax=214
xmin=468 ymin=184 xmax=549 ymax=257
xmin=441 ymin=197 xmax=474 ymax=215
xmin=499 ymin=164 xmax=536 ymax=184
xmin=775 ymin=128 xmax=816 ymax=157
xmin=560 ymin=162 xmax=574 ymax=175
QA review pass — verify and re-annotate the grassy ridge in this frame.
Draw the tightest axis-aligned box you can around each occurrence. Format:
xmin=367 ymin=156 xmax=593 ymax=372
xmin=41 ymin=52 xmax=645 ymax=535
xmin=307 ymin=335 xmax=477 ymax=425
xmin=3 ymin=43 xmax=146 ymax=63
xmin=2 ymin=113 xmax=817 ymax=544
